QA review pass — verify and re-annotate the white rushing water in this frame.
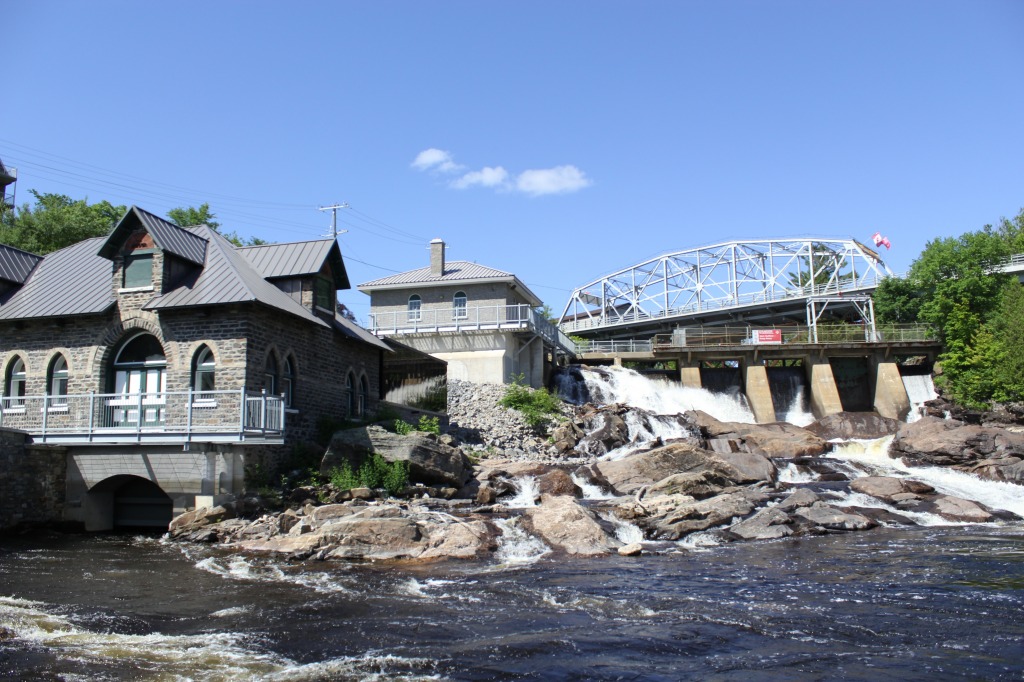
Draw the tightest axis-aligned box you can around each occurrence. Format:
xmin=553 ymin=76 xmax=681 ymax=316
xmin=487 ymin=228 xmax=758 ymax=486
xmin=902 ymin=374 xmax=938 ymax=423
xmin=572 ymin=473 xmax=616 ymax=499
xmin=826 ymin=437 xmax=1024 ymax=518
xmin=505 ymin=476 xmax=540 ymax=508
xmin=493 ymin=517 xmax=551 ymax=566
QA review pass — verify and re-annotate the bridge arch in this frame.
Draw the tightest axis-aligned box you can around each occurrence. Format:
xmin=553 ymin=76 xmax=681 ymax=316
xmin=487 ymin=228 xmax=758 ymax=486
xmin=83 ymin=474 xmax=173 ymax=531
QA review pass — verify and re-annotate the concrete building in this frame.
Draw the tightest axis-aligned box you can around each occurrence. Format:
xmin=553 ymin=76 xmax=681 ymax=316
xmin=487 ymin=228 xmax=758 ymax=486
xmin=0 ymin=206 xmax=389 ymax=530
xmin=359 ymin=239 xmax=573 ymax=388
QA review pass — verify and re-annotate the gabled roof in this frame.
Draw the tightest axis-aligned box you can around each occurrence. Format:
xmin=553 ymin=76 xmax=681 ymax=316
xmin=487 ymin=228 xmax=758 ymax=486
xmin=334 ymin=313 xmax=391 ymax=351
xmin=0 ymin=237 xmax=115 ymax=319
xmin=239 ymin=239 xmax=350 ymax=289
xmin=358 ymin=260 xmax=543 ymax=307
xmin=0 ymin=244 xmax=42 ymax=285
xmin=144 ymin=226 xmax=329 ymax=327
xmin=97 ymin=206 xmax=208 ymax=265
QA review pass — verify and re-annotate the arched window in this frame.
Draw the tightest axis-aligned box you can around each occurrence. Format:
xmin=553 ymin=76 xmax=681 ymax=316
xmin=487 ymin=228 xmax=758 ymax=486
xmin=48 ymin=354 xmax=69 ymax=406
xmin=282 ymin=355 xmax=295 ymax=407
xmin=346 ymin=372 xmax=356 ymax=417
xmin=3 ymin=356 xmax=27 ymax=409
xmin=408 ymin=294 xmax=422 ymax=322
xmin=264 ymin=354 xmax=278 ymax=395
xmin=111 ymin=334 xmax=166 ymax=426
xmin=358 ymin=374 xmax=369 ymax=417
xmin=192 ymin=346 xmax=216 ymax=400
xmin=453 ymin=291 xmax=467 ymax=320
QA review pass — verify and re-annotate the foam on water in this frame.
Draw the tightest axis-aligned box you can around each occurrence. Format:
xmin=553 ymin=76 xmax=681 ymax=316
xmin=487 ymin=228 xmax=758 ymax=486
xmin=601 ymin=511 xmax=644 ymax=544
xmin=572 ymin=473 xmax=616 ymax=499
xmin=493 ymin=517 xmax=551 ymax=566
xmin=195 ymin=555 xmax=354 ymax=594
xmin=827 ymin=437 xmax=1024 ymax=517
xmin=902 ymin=374 xmax=938 ymax=423
xmin=505 ymin=476 xmax=540 ymax=508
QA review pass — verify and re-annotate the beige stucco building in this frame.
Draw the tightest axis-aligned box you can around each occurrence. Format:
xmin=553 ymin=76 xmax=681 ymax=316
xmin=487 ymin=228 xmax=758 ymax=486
xmin=359 ymin=240 xmax=571 ymax=388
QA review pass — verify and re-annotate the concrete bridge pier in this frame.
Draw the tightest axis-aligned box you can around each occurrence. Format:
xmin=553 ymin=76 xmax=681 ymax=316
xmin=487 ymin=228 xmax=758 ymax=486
xmin=679 ymin=364 xmax=701 ymax=389
xmin=872 ymin=359 xmax=911 ymax=421
xmin=807 ymin=358 xmax=844 ymax=419
xmin=742 ymin=364 xmax=777 ymax=423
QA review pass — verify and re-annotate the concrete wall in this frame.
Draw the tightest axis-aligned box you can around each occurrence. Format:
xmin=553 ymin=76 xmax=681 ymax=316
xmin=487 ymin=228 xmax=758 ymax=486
xmin=369 ymin=281 xmax=531 ymax=319
xmin=0 ymin=427 xmax=66 ymax=531
xmin=393 ymin=331 xmax=545 ymax=387
xmin=65 ymin=444 xmax=246 ymax=531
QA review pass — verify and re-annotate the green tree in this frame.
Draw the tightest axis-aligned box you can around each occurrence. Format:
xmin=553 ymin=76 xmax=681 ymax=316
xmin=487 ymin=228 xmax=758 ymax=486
xmin=0 ymin=190 xmax=126 ymax=254
xmin=166 ymin=203 xmax=267 ymax=247
xmin=167 ymin=203 xmax=220 ymax=230
xmin=873 ymin=276 xmax=923 ymax=324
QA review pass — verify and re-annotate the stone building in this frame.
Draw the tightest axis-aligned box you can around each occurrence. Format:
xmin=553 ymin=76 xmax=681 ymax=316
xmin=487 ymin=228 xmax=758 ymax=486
xmin=0 ymin=206 xmax=389 ymax=530
xmin=359 ymin=239 xmax=572 ymax=388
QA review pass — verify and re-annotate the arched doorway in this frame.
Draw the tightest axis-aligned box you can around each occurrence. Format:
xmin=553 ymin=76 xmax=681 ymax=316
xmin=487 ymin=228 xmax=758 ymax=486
xmin=85 ymin=475 xmax=173 ymax=531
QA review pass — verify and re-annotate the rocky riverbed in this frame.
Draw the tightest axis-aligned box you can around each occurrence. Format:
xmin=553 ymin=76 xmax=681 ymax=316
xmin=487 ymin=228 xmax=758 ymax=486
xmin=169 ymin=376 xmax=1024 ymax=562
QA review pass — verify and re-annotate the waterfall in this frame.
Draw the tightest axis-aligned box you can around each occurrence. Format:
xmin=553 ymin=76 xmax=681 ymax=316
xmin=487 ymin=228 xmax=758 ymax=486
xmin=564 ymin=366 xmax=756 ymax=423
xmin=826 ymin=437 xmax=1024 ymax=518
xmin=504 ymin=476 xmax=540 ymax=508
xmin=493 ymin=518 xmax=550 ymax=565
xmin=571 ymin=473 xmax=616 ymax=500
xmin=902 ymin=374 xmax=937 ymax=423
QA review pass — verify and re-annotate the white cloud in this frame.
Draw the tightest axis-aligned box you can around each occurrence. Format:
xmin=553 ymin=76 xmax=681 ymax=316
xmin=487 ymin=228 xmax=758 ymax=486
xmin=411 ymin=148 xmax=462 ymax=173
xmin=515 ymin=165 xmax=592 ymax=196
xmin=450 ymin=166 xmax=510 ymax=190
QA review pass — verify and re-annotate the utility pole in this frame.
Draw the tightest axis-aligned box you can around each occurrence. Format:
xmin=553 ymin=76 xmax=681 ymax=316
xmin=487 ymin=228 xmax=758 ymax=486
xmin=318 ymin=203 xmax=349 ymax=239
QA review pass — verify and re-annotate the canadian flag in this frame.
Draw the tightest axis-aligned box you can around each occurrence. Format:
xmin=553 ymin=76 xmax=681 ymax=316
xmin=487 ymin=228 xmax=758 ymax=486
xmin=872 ymin=232 xmax=891 ymax=249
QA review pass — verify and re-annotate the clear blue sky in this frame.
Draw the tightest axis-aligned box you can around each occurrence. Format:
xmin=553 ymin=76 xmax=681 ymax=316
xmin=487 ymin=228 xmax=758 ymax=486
xmin=4 ymin=1 xmax=1022 ymax=322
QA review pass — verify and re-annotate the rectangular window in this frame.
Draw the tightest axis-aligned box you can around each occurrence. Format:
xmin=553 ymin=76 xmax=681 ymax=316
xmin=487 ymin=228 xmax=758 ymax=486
xmin=315 ymin=278 xmax=333 ymax=310
xmin=123 ymin=253 xmax=153 ymax=288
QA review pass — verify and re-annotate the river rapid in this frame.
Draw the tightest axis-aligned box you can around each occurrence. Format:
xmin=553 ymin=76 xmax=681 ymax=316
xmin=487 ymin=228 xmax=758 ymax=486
xmin=2 ymin=367 xmax=1023 ymax=681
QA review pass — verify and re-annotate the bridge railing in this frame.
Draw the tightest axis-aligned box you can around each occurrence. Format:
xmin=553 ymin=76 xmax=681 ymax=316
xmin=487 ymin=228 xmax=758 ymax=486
xmin=571 ymin=339 xmax=655 ymax=354
xmin=0 ymin=388 xmax=286 ymax=443
xmin=648 ymin=324 xmax=938 ymax=350
xmin=369 ymin=303 xmax=577 ymax=355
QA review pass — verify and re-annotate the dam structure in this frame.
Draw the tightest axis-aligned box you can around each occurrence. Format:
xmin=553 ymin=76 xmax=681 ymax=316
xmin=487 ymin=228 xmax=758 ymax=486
xmin=558 ymin=238 xmax=941 ymax=423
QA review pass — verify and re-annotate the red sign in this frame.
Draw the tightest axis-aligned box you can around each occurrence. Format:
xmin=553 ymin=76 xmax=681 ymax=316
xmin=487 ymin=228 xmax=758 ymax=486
xmin=752 ymin=329 xmax=782 ymax=344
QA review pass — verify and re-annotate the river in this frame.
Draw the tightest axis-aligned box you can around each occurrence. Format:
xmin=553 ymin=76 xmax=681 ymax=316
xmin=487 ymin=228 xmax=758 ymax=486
xmin=2 ymin=367 xmax=1022 ymax=680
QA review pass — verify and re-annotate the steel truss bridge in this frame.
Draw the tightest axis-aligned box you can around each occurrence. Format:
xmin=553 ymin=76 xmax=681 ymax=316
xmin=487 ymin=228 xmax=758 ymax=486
xmin=559 ymin=238 xmax=894 ymax=339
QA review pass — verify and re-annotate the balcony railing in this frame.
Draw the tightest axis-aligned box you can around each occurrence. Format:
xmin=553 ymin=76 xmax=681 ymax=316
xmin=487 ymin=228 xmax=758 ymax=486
xmin=369 ymin=303 xmax=577 ymax=355
xmin=0 ymin=388 xmax=286 ymax=445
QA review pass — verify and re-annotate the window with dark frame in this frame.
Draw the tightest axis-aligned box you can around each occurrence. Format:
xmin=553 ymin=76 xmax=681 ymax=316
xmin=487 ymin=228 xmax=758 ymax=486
xmin=123 ymin=252 xmax=154 ymax=289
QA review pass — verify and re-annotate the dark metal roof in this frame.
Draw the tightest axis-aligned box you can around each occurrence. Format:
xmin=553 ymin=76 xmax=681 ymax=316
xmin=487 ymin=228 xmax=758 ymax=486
xmin=358 ymin=260 xmax=543 ymax=307
xmin=144 ymin=226 xmax=329 ymax=327
xmin=334 ymin=313 xmax=391 ymax=351
xmin=0 ymin=244 xmax=42 ymax=285
xmin=239 ymin=239 xmax=351 ymax=289
xmin=98 ymin=206 xmax=208 ymax=265
xmin=0 ymin=237 xmax=115 ymax=319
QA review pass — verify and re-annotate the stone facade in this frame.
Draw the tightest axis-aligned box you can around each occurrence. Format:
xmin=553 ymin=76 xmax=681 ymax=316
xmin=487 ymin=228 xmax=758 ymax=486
xmin=0 ymin=428 xmax=66 ymax=531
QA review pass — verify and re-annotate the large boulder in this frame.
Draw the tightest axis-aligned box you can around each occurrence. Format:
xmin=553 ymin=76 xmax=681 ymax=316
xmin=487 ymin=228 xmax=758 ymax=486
xmin=522 ymin=495 xmax=620 ymax=555
xmin=687 ymin=411 xmax=828 ymax=458
xmin=793 ymin=502 xmax=877 ymax=531
xmin=891 ymin=417 xmax=1024 ymax=484
xmin=850 ymin=476 xmax=934 ymax=502
xmin=168 ymin=504 xmax=235 ymax=538
xmin=575 ymin=407 xmax=630 ymax=456
xmin=804 ymin=412 xmax=902 ymax=441
xmin=590 ymin=441 xmax=772 ymax=497
xmin=615 ymin=490 xmax=763 ymax=541
xmin=727 ymin=506 xmax=794 ymax=540
xmin=322 ymin=425 xmax=472 ymax=487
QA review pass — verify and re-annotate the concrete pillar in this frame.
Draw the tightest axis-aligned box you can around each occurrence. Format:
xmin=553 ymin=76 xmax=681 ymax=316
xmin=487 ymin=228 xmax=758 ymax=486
xmin=873 ymin=361 xmax=910 ymax=421
xmin=613 ymin=357 xmax=623 ymax=367
xmin=679 ymin=366 xmax=702 ymax=389
xmin=807 ymin=358 xmax=843 ymax=419
xmin=743 ymin=364 xmax=777 ymax=423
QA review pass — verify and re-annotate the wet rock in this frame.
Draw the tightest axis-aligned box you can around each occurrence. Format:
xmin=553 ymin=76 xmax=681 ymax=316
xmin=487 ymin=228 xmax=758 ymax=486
xmin=688 ymin=411 xmax=829 ymax=458
xmin=168 ymin=504 xmax=235 ymax=537
xmin=475 ymin=484 xmax=497 ymax=505
xmin=522 ymin=495 xmax=620 ymax=555
xmin=618 ymin=542 xmax=643 ymax=556
xmin=921 ymin=495 xmax=996 ymax=523
xmin=576 ymin=407 xmax=630 ymax=456
xmin=536 ymin=469 xmax=582 ymax=497
xmin=616 ymin=491 xmax=758 ymax=541
xmin=850 ymin=476 xmax=935 ymax=502
xmin=593 ymin=441 xmax=741 ymax=496
xmin=804 ymin=412 xmax=901 ymax=441
xmin=891 ymin=417 xmax=1024 ymax=482
xmin=727 ymin=506 xmax=794 ymax=540
xmin=417 ymin=517 xmax=498 ymax=560
xmin=793 ymin=502 xmax=876 ymax=531
xmin=777 ymin=487 xmax=820 ymax=511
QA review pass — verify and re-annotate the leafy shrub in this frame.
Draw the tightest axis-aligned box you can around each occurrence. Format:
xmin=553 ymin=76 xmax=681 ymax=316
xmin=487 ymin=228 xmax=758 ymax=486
xmin=417 ymin=415 xmax=440 ymax=435
xmin=329 ymin=454 xmax=409 ymax=497
xmin=394 ymin=419 xmax=413 ymax=435
xmin=498 ymin=373 xmax=563 ymax=431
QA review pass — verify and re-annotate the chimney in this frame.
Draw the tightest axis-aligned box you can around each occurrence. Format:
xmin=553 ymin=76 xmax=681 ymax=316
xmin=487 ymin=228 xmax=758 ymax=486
xmin=430 ymin=238 xmax=445 ymax=276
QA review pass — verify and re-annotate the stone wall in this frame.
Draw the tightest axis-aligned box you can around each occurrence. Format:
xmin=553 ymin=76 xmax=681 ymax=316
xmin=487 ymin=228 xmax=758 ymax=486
xmin=0 ymin=428 xmax=66 ymax=531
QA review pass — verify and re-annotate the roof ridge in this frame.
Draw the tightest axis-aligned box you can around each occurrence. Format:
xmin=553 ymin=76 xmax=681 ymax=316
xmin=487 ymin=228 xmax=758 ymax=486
xmin=237 ymin=237 xmax=334 ymax=250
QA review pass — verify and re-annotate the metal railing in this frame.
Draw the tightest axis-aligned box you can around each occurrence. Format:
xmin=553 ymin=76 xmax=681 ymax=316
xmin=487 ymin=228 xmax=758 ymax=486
xmin=0 ymin=387 xmax=286 ymax=443
xmin=572 ymin=339 xmax=654 ymax=354
xmin=649 ymin=324 xmax=938 ymax=350
xmin=369 ymin=303 xmax=577 ymax=355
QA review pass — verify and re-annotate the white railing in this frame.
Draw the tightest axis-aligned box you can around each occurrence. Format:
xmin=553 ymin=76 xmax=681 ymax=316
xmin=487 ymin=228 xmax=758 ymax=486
xmin=0 ymin=388 xmax=285 ymax=443
xmin=369 ymin=303 xmax=576 ymax=355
